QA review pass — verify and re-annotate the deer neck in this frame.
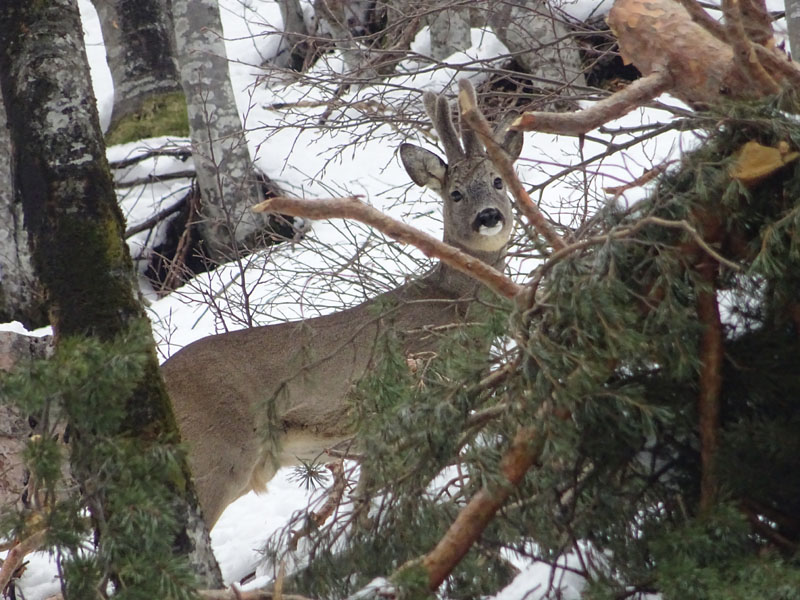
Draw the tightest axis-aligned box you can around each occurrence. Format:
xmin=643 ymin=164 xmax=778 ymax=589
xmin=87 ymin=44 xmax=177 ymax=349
xmin=422 ymin=244 xmax=507 ymax=299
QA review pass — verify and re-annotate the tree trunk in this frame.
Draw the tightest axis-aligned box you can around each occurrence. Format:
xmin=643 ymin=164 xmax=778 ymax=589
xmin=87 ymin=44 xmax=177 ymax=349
xmin=488 ymin=0 xmax=586 ymax=89
xmin=172 ymin=0 xmax=276 ymax=262
xmin=430 ymin=1 xmax=472 ymax=61
xmin=274 ymin=0 xmax=310 ymax=71
xmin=786 ymin=0 xmax=800 ymax=59
xmin=0 ymin=0 xmax=223 ymax=589
xmin=92 ymin=0 xmax=185 ymax=142
xmin=0 ymin=95 xmax=47 ymax=328
xmin=0 ymin=332 xmax=52 ymax=510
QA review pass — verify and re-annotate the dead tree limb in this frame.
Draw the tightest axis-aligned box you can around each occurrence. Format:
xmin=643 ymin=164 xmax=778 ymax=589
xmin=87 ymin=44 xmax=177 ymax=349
xmin=511 ymin=71 xmax=673 ymax=136
xmin=0 ymin=529 xmax=48 ymax=593
xmin=515 ymin=0 xmax=800 ymax=141
xmin=252 ymin=195 xmax=522 ymax=299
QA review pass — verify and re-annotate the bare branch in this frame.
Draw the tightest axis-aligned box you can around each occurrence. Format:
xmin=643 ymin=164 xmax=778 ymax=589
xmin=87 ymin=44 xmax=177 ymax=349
xmin=675 ymin=0 xmax=727 ymax=41
xmin=252 ymin=195 xmax=522 ymax=299
xmin=395 ymin=423 xmax=544 ymax=591
xmin=511 ymin=71 xmax=673 ymax=136
xmin=0 ymin=529 xmax=48 ymax=593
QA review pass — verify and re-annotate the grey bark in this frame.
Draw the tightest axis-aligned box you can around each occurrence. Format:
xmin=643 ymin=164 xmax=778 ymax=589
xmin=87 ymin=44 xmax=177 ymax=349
xmin=0 ymin=96 xmax=46 ymax=327
xmin=314 ymin=0 xmax=378 ymax=77
xmin=274 ymin=0 xmax=310 ymax=71
xmin=92 ymin=0 xmax=183 ymax=132
xmin=0 ymin=332 xmax=53 ymax=510
xmin=787 ymin=0 xmax=800 ymax=59
xmin=0 ymin=0 xmax=222 ymax=587
xmin=172 ymin=0 xmax=275 ymax=262
xmin=430 ymin=1 xmax=472 ymax=61
xmin=488 ymin=0 xmax=585 ymax=89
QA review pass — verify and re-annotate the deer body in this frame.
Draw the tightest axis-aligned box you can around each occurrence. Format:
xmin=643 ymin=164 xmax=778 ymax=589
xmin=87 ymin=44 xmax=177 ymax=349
xmin=161 ymin=82 xmax=522 ymax=526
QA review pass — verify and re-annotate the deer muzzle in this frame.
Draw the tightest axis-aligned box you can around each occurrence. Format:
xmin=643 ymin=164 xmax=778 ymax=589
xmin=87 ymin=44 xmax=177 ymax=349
xmin=473 ymin=208 xmax=504 ymax=237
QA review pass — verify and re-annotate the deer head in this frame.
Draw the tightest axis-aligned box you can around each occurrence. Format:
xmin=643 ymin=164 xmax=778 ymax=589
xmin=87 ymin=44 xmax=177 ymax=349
xmin=399 ymin=80 xmax=523 ymax=256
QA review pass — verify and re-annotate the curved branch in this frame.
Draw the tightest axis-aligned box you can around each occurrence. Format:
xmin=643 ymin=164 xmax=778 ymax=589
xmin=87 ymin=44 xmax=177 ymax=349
xmin=252 ymin=195 xmax=522 ymax=299
xmin=419 ymin=426 xmax=542 ymax=589
xmin=511 ymin=71 xmax=673 ymax=136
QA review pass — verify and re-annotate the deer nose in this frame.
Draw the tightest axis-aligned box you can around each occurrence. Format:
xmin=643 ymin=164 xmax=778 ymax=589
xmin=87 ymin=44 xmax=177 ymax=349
xmin=473 ymin=208 xmax=504 ymax=236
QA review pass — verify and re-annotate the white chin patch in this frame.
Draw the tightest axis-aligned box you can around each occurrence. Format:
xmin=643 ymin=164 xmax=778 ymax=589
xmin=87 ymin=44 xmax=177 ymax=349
xmin=478 ymin=222 xmax=504 ymax=237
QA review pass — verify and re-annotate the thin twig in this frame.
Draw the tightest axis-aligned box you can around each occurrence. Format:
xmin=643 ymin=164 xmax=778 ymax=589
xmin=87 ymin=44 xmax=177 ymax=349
xmin=114 ymin=169 xmax=197 ymax=189
xmin=252 ymin=195 xmax=522 ymax=298
xmin=124 ymin=196 xmax=186 ymax=238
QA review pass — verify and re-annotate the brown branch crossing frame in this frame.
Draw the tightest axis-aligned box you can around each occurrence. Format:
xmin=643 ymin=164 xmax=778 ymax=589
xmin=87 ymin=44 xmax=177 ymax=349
xmin=252 ymin=195 xmax=522 ymax=299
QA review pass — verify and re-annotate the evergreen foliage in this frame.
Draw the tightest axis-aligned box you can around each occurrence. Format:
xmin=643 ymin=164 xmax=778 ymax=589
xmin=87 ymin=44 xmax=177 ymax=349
xmin=0 ymin=320 xmax=198 ymax=599
xmin=270 ymin=100 xmax=800 ymax=599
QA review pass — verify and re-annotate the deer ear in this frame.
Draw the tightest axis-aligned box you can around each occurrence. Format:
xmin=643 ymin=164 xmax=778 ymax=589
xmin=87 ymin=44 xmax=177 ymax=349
xmin=400 ymin=143 xmax=447 ymax=191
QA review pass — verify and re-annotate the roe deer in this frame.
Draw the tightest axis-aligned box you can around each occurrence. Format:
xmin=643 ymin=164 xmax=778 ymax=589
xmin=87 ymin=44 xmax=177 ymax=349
xmin=161 ymin=80 xmax=523 ymax=526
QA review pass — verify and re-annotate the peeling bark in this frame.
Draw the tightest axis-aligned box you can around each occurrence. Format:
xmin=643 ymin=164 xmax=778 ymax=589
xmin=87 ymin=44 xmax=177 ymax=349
xmin=0 ymin=0 xmax=222 ymax=586
xmin=608 ymin=0 xmax=797 ymax=106
xmin=787 ymin=0 xmax=800 ymax=58
xmin=172 ymin=0 xmax=277 ymax=262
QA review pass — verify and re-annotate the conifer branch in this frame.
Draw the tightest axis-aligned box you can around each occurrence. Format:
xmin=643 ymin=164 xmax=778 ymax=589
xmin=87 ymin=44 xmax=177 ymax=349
xmin=392 ymin=402 xmax=549 ymax=593
xmin=252 ymin=195 xmax=522 ymax=299
xmin=695 ymin=262 xmax=723 ymax=513
xmin=197 ymin=589 xmax=315 ymax=599
xmin=288 ymin=461 xmax=347 ymax=551
xmin=419 ymin=425 xmax=543 ymax=589
xmin=47 ymin=589 xmax=316 ymax=600
xmin=455 ymin=81 xmax=567 ymax=252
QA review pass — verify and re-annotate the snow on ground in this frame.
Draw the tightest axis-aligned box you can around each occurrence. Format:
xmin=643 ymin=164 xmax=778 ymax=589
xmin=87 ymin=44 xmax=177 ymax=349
xmin=1 ymin=0 xmax=712 ymax=597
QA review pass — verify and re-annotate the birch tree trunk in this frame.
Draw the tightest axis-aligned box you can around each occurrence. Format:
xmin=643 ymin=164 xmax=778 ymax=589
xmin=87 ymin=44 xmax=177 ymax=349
xmin=488 ymin=0 xmax=585 ymax=89
xmin=275 ymin=0 xmax=310 ymax=71
xmin=430 ymin=1 xmax=472 ymax=61
xmin=786 ymin=0 xmax=800 ymax=59
xmin=0 ymin=96 xmax=46 ymax=327
xmin=172 ymin=0 xmax=277 ymax=262
xmin=0 ymin=0 xmax=223 ymax=588
xmin=92 ymin=0 xmax=185 ymax=140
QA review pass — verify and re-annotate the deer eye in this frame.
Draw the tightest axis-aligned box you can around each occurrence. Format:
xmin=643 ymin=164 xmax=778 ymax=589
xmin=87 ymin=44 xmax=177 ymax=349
xmin=450 ymin=190 xmax=463 ymax=202
xmin=493 ymin=177 xmax=503 ymax=190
